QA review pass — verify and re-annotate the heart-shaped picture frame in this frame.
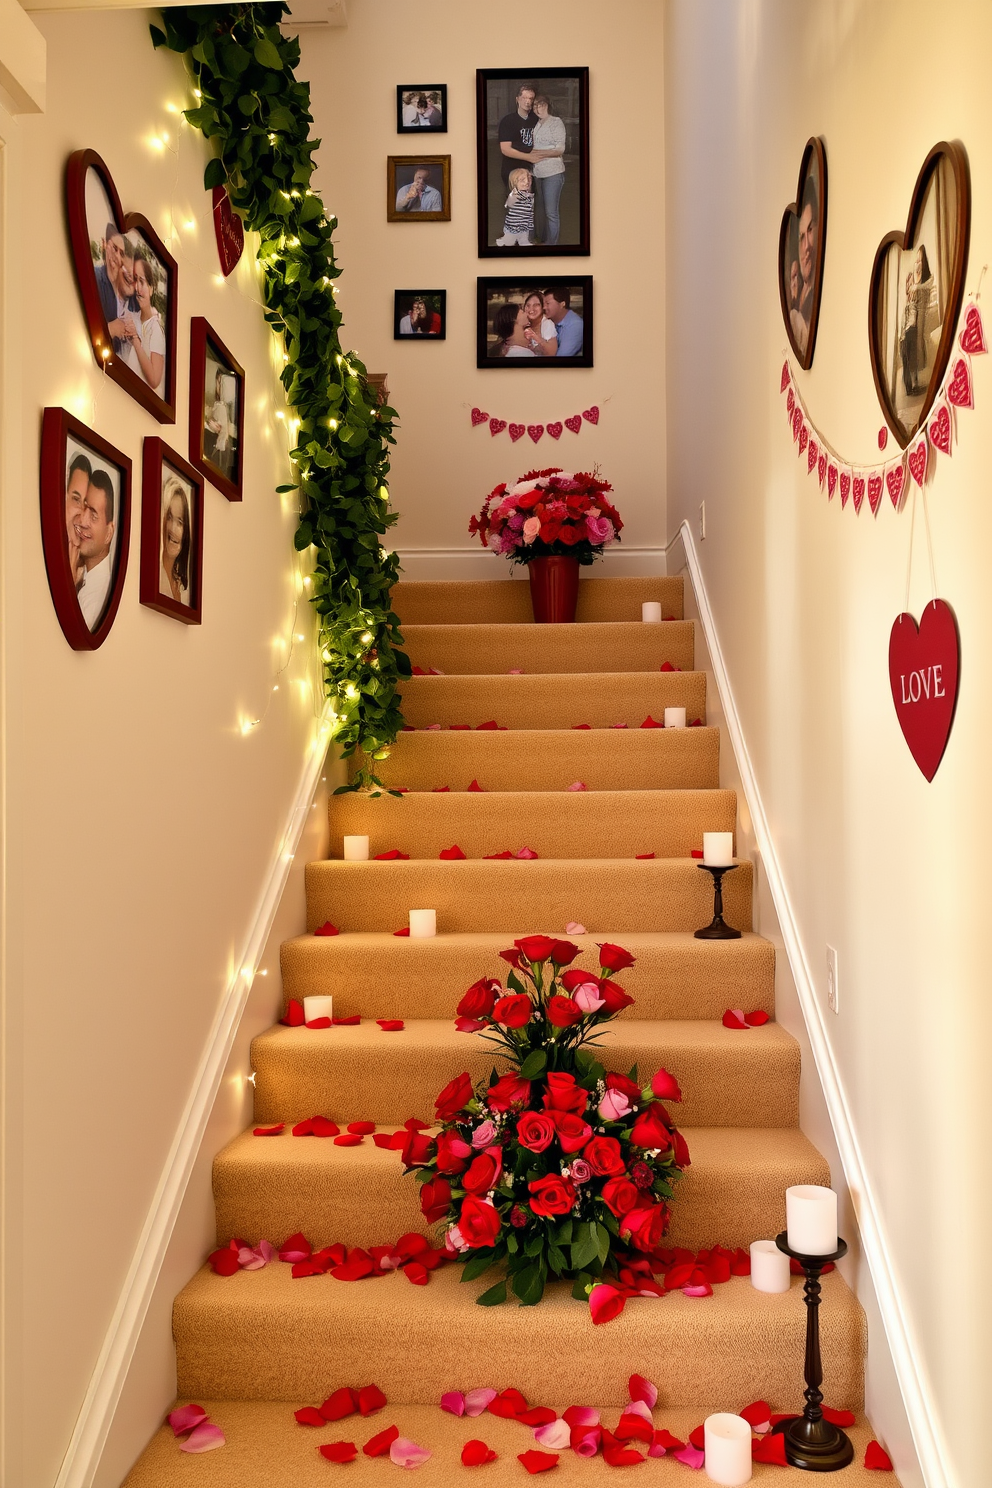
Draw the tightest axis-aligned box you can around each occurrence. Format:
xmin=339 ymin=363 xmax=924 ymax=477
xmin=868 ymin=141 xmax=970 ymax=448
xmin=778 ymin=138 xmax=827 ymax=370
xmin=65 ymin=149 xmax=178 ymax=423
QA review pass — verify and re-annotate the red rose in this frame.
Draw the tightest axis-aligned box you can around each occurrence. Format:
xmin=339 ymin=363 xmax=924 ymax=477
xmin=401 ymin=1129 xmax=436 ymax=1167
xmin=599 ymin=981 xmax=635 ymax=1015
xmin=540 ymin=522 xmax=561 ymax=543
xmin=651 ymin=1067 xmax=682 ymax=1101
xmin=514 ymin=936 xmax=557 ymax=963
xmin=553 ymin=1112 xmax=593 ymax=1153
xmin=435 ymin=1129 xmax=471 ymax=1175
xmin=542 ymin=1072 xmax=588 ymax=1116
xmin=598 ymin=943 xmax=636 ymax=972
xmin=559 ymin=523 xmax=580 ymax=546
xmin=517 ymin=490 xmax=541 ymax=510
xmin=547 ymin=995 xmax=583 ymax=1028
xmin=560 ymin=968 xmax=607 ymax=994
xmin=629 ymin=1104 xmax=673 ymax=1150
xmin=583 ymin=1135 xmax=626 ymax=1176
xmin=605 ymin=1071 xmax=642 ymax=1102
xmin=420 ymin=1176 xmax=452 ymax=1223
xmin=499 ymin=946 xmax=523 ymax=967
xmin=487 ymin=1072 xmax=531 ymax=1112
xmin=516 ymin=1111 xmax=556 ymax=1153
xmin=550 ymin=939 xmax=581 ymax=965
xmin=462 ymin=1146 xmax=502 ymax=1196
xmin=528 ymin=1174 xmax=577 ymax=1217
xmin=458 ymin=1196 xmax=502 ymax=1248
xmin=493 ymin=994 xmax=532 ymax=1028
xmin=672 ymin=1128 xmax=691 ymax=1168
xmin=457 ymin=978 xmax=500 ymax=1018
xmin=435 ymin=1071 xmax=474 ymax=1121
xmin=620 ymin=1203 xmax=669 ymax=1252
xmin=601 ymin=1177 xmax=640 ymax=1217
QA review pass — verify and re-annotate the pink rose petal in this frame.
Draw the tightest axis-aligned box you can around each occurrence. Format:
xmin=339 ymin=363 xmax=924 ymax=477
xmin=566 ymin=781 xmax=587 ymax=791
xmin=675 ymin=1443 xmax=705 ymax=1468
xmin=179 ymin=1421 xmax=226 ymax=1453
xmin=623 ymin=1398 xmax=654 ymax=1424
xmin=390 ymin=1435 xmax=432 ymax=1468
xmin=508 ymin=668 xmax=524 ymax=675
xmin=169 ymin=1403 xmax=208 ymax=1436
xmin=515 ymin=847 xmax=539 ymax=860
xmin=628 ymin=1374 xmax=658 ymax=1409
xmin=571 ymin=1428 xmax=601 ymax=1457
xmin=682 ymin=1283 xmax=713 ymax=1297
xmin=722 ymin=1008 xmax=748 ymax=1029
xmin=565 ymin=922 xmax=586 ymax=935
xmin=464 ymin=1388 xmax=499 ymax=1417
xmin=534 ymin=1418 xmax=571 ymax=1450
xmin=562 ymin=1406 xmax=600 ymax=1428
xmin=440 ymin=1391 xmax=465 ymax=1416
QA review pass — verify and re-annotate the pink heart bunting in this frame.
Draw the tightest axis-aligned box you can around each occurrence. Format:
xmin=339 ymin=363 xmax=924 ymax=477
xmin=959 ymin=303 xmax=986 ymax=356
xmin=547 ymin=421 xmax=563 ymax=439
xmin=527 ymin=424 xmax=544 ymax=443
xmin=489 ymin=418 xmax=506 ymax=437
xmin=817 ymin=453 xmax=826 ymax=485
xmin=786 ymin=388 xmax=795 ymax=417
xmin=798 ymin=423 xmax=809 ymax=455
xmin=564 ymin=414 xmax=581 ymax=433
xmin=878 ymin=427 xmax=888 ymax=450
xmin=807 ymin=438 xmax=818 ymax=473
xmin=792 ymin=406 xmax=802 ymax=441
xmin=582 ymin=405 xmax=599 ymax=424
xmin=852 ymin=475 xmax=865 ymax=513
xmin=946 ymin=357 xmax=973 ymax=408
xmin=886 ymin=462 xmax=906 ymax=509
xmin=840 ymin=470 xmax=851 ymax=507
xmin=470 ymin=407 xmax=488 ymax=426
xmin=508 ymin=423 xmax=525 ymax=442
xmin=780 ymin=360 xmax=790 ymax=392
xmin=929 ymin=403 xmax=951 ymax=454
xmin=909 ymin=438 xmax=928 ymax=487
xmin=867 ymin=473 xmax=883 ymax=516
xmin=827 ymin=463 xmax=838 ymax=497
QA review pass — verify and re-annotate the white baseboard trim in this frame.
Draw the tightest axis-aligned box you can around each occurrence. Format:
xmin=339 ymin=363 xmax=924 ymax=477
xmin=668 ymin=520 xmax=948 ymax=1488
xmin=54 ymin=707 xmax=336 ymax=1488
xmin=395 ymin=546 xmax=667 ymax=583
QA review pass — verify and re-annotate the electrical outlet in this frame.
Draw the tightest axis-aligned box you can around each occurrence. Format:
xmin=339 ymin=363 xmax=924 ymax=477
xmin=698 ymin=501 xmax=706 ymax=541
xmin=826 ymin=946 xmax=839 ymax=1014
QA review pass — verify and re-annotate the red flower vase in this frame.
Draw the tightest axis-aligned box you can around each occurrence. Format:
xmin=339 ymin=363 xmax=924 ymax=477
xmin=527 ymin=555 xmax=580 ymax=624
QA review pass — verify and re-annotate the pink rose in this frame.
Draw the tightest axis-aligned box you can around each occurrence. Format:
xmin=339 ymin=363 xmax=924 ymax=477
xmin=598 ymin=1088 xmax=631 ymax=1122
xmin=472 ymin=1119 xmax=498 ymax=1148
xmin=570 ymin=1159 xmax=592 ymax=1184
xmin=586 ymin=516 xmax=614 ymax=545
xmin=522 ymin=516 xmax=541 ymax=543
xmin=445 ymin=1224 xmax=469 ymax=1254
xmin=574 ymin=982 xmax=606 ymax=1012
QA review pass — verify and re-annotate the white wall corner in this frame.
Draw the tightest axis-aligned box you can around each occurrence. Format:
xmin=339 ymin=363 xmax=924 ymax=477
xmin=0 ymin=0 xmax=45 ymax=114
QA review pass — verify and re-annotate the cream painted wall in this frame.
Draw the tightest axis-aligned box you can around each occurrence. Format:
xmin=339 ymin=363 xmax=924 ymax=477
xmin=0 ymin=12 xmax=326 ymax=1485
xmin=298 ymin=0 xmax=667 ymax=578
xmin=665 ymin=3 xmax=992 ymax=1485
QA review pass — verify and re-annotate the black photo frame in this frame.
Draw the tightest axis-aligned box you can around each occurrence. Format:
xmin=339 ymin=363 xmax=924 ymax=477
xmin=477 ymin=277 xmax=593 ymax=368
xmin=394 ymin=290 xmax=446 ymax=340
xmin=396 ymin=86 xmax=447 ymax=134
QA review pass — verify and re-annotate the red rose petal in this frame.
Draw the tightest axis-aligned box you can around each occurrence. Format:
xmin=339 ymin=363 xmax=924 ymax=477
xmin=639 ymin=715 xmax=663 ymax=728
xmin=635 ymin=852 xmax=656 ymax=859
xmin=305 ymin=1017 xmax=332 ymax=1029
xmin=320 ymin=1388 xmax=358 ymax=1421
xmin=484 ymin=851 xmax=513 ymax=859
xmin=518 ymin=1449 xmax=559 ymax=1474
xmin=395 ymin=1233 xmax=429 ymax=1258
xmin=730 ymin=1248 xmax=751 ymax=1275
xmin=308 ymin=1116 xmax=341 ymax=1137
xmin=744 ymin=1009 xmax=770 ymax=1026
xmin=659 ymin=661 xmax=677 ymax=671
xmin=722 ymin=1009 xmax=748 ymax=1029
xmin=516 ymin=1407 xmax=558 ymax=1427
xmin=314 ymin=922 xmax=339 ymax=937
xmin=688 ymin=1425 xmax=705 ymax=1450
xmin=476 ymin=720 xmax=499 ymax=730
xmin=740 ymin=1400 xmax=772 ymax=1431
xmin=489 ymin=1389 xmax=528 ymax=1419
xmin=462 ymin=1439 xmax=498 ymax=1466
xmin=393 ymin=927 xmax=410 ymax=936
xmin=604 ymin=1444 xmax=645 ymax=1465
xmin=439 ymin=845 xmax=467 ymax=860
xmin=253 ymin=1124 xmax=284 ymax=1136
xmin=207 ymin=1244 xmax=240 ymax=1276
xmin=377 ymin=1019 xmax=405 ymax=1031
xmin=363 ymin=1424 xmax=399 ymax=1457
xmin=347 ymin=1121 xmax=376 ymax=1135
xmin=691 ymin=849 xmax=704 ymax=859
xmin=280 ymin=998 xmax=305 ymax=1026
xmin=432 ymin=784 xmax=452 ymax=790
xmin=652 ymin=1429 xmax=685 ymax=1452
xmin=822 ymin=1406 xmax=856 ymax=1427
xmin=467 ymin=779 xmax=486 ymax=792
xmin=332 ymin=1015 xmax=361 ymax=1025
xmin=752 ymin=1433 xmax=789 ymax=1464
xmin=589 ymin=1282 xmax=626 ymax=1324
xmin=318 ymin=1441 xmax=357 ymax=1462
xmin=279 ymin=1232 xmax=312 ymax=1262
xmin=357 ymin=1384 xmax=387 ymax=1415
xmin=330 ymin=1255 xmax=375 ymax=1281
xmin=295 ymin=1406 xmax=326 ymax=1426
xmin=373 ymin=1132 xmax=406 ymax=1149
xmin=404 ymin=1118 xmax=431 ymax=1130
xmin=403 ymin=1261 xmax=429 ymax=1285
xmin=334 ymin=1133 xmax=363 ymax=1146
xmin=865 ymin=1441 xmax=894 ymax=1470
xmin=373 ymin=849 xmax=409 ymax=860
xmin=450 ymin=725 xmax=471 ymax=731
xmin=615 ymin=1413 xmax=653 ymax=1443
xmin=572 ymin=723 xmax=592 ymax=729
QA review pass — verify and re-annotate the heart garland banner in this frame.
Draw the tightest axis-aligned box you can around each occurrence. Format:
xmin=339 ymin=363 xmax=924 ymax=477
xmin=470 ymin=404 xmax=602 ymax=443
xmin=780 ymin=301 xmax=986 ymax=514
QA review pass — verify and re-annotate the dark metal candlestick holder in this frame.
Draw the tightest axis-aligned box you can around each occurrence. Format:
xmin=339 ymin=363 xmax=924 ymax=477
xmin=772 ymin=1234 xmax=854 ymax=1471
xmin=694 ymin=862 xmax=742 ymax=940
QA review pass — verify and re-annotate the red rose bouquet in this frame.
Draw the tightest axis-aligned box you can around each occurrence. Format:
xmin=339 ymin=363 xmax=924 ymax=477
xmin=468 ymin=468 xmax=623 ymax=567
xmin=401 ymin=936 xmax=689 ymax=1308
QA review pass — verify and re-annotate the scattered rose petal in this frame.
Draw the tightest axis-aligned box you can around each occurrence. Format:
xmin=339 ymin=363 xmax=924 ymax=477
xmin=518 ymin=1450 xmax=559 ymax=1474
xmin=489 ymin=1390 xmax=528 ymax=1420
xmin=534 ymin=1419 xmax=571 ymax=1450
xmin=484 ymin=851 xmax=513 ymax=859
xmin=604 ymin=1443 xmax=644 ymax=1466
xmin=566 ymin=781 xmax=587 ymax=791
xmin=295 ymin=1406 xmax=327 ymax=1426
xmin=752 ymin=1433 xmax=788 ymax=1464
xmin=253 ymin=1124 xmax=284 ymax=1136
xmin=180 ymin=1421 xmax=226 ymax=1453
xmin=865 ymin=1441 xmax=894 ymax=1470
xmin=292 ymin=1116 xmax=340 ymax=1138
xmin=393 ymin=927 xmax=410 ymax=936
xmin=169 ymin=1404 xmax=208 ymax=1435
xmin=640 ymin=715 xmax=663 ymax=728
xmin=462 ymin=1439 xmax=498 ymax=1465
xmin=674 ymin=1443 xmax=705 ymax=1468
xmin=589 ymin=1282 xmax=626 ymax=1325
xmin=508 ymin=668 xmax=524 ymax=675
xmin=822 ymin=1406 xmax=856 ymax=1426
xmin=364 ymin=1425 xmax=400 ymax=1457
xmin=563 ymin=1407 xmax=600 ymax=1428
xmin=691 ymin=849 xmax=703 ymax=859
xmin=744 ymin=1010 xmax=770 ymax=1026
xmin=635 ymin=852 xmax=656 ymax=859
xmin=441 ymin=1391 xmax=466 ymax=1416
xmin=207 ymin=1244 xmax=241 ymax=1277
xmin=403 ymin=1261 xmax=429 ymax=1285
xmin=332 ymin=1015 xmax=361 ymax=1025
xmin=305 ymin=1017 xmax=332 ymax=1029
xmin=740 ymin=1400 xmax=771 ymax=1433
xmin=390 ymin=1436 xmax=432 ymax=1468
xmin=465 ymin=1388 xmax=498 ymax=1417
xmin=374 ymin=849 xmax=409 ymax=861
xmin=649 ymin=1428 xmax=685 ymax=1457
xmin=320 ymin=1388 xmax=358 ymax=1421
xmin=314 ymin=922 xmax=339 ymax=937
xmin=279 ymin=1232 xmax=312 ymax=1263
xmin=571 ymin=1426 xmax=602 ymax=1457
xmin=347 ymin=1121 xmax=375 ymax=1135
xmin=358 ymin=1385 xmax=387 ymax=1415
xmin=319 ymin=1442 xmax=357 ymax=1463
xmin=455 ymin=1016 xmax=488 ymax=1032
xmin=476 ymin=721 xmax=500 ymax=731
xmin=628 ymin=1374 xmax=659 ymax=1408
xmin=515 ymin=847 xmax=539 ymax=859
xmin=615 ymin=1411 xmax=653 ymax=1443
xmin=517 ymin=1408 xmax=558 ymax=1428
xmin=238 ymin=1240 xmax=275 ymax=1270
xmin=377 ymin=1020 xmax=405 ymax=1031
xmin=572 ymin=723 xmax=591 ymax=729
xmin=610 ymin=722 xmax=629 ymax=729
xmin=468 ymin=779 xmax=486 ymax=792
xmin=440 ymin=845 xmax=467 ymax=860
xmin=280 ymin=999 xmax=305 ymax=1026
xmin=565 ymin=922 xmax=586 ymax=935
xmin=660 ymin=662 xmax=677 ymax=672
xmin=722 ymin=1009 xmax=748 ymax=1029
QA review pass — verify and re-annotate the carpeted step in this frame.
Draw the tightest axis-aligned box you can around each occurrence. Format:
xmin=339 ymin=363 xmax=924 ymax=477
xmin=368 ymin=727 xmax=720 ymax=793
xmin=392 ymin=575 xmax=685 ymax=626
xmin=280 ymin=931 xmax=776 ymax=1022
xmin=402 ymin=621 xmax=694 ymax=676
xmin=172 ymin=1264 xmax=866 ymax=1409
xmin=124 ymin=1401 xmax=895 ymax=1487
xmin=399 ymin=671 xmax=708 ymax=731
xmin=328 ymin=790 xmax=737 ymax=861
xmin=214 ymin=1126 xmax=828 ymax=1253
xmin=250 ymin=1019 xmax=797 ymax=1128
xmin=304 ymin=858 xmax=753 ymax=935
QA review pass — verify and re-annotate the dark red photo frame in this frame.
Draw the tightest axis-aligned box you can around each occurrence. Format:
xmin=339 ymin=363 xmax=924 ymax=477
xmin=65 ymin=149 xmax=178 ymax=423
xmin=140 ymin=439 xmax=204 ymax=625
xmin=40 ymin=407 xmax=132 ymax=652
xmin=188 ymin=317 xmax=245 ymax=502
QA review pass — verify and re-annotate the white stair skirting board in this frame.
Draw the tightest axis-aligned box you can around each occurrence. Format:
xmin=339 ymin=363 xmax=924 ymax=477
xmin=669 ymin=518 xmax=947 ymax=1488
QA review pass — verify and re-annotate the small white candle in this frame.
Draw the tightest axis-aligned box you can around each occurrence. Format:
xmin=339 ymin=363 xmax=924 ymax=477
xmin=704 ymin=1413 xmax=752 ymax=1485
xmin=703 ymin=831 xmax=734 ymax=866
xmin=642 ymin=601 xmax=663 ymax=623
xmin=749 ymin=1239 xmax=791 ymax=1293
xmin=786 ymin=1185 xmax=838 ymax=1255
xmin=343 ymin=835 xmax=369 ymax=861
xmin=664 ymin=707 xmax=687 ymax=729
xmin=409 ymin=909 xmax=436 ymax=939
xmin=304 ymin=995 xmax=334 ymax=1023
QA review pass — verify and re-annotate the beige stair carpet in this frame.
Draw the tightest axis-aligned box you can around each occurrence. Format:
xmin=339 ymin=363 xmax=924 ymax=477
xmin=399 ymin=670 xmax=707 ymax=730
xmin=403 ymin=620 xmax=695 ymax=675
xmin=393 ymin=574 xmax=685 ymax=625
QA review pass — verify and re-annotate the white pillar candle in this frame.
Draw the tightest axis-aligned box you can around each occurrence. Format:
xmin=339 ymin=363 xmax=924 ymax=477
xmin=786 ymin=1184 xmax=838 ymax=1255
xmin=304 ymin=995 xmax=334 ymax=1023
xmin=704 ymin=1413 xmax=752 ymax=1485
xmin=664 ymin=707 xmax=687 ymax=729
xmin=343 ymin=835 xmax=369 ymax=861
xmin=749 ymin=1239 xmax=791 ymax=1293
xmin=409 ymin=909 xmax=436 ymax=939
xmin=642 ymin=601 xmax=663 ymax=623
xmin=703 ymin=831 xmax=734 ymax=866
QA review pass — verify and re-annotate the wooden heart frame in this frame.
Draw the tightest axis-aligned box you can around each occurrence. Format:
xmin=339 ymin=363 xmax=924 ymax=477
xmin=65 ymin=149 xmax=178 ymax=423
xmin=868 ymin=141 xmax=970 ymax=449
xmin=140 ymin=439 xmax=204 ymax=625
xmin=778 ymin=138 xmax=828 ymax=370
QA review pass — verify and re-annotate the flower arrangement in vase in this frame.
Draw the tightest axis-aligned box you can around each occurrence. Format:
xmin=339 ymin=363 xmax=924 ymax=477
xmin=400 ymin=935 xmax=689 ymax=1314
xmin=468 ymin=468 xmax=623 ymax=622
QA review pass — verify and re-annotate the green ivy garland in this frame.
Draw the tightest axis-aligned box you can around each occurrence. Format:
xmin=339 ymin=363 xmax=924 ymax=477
xmin=152 ymin=4 xmax=409 ymax=792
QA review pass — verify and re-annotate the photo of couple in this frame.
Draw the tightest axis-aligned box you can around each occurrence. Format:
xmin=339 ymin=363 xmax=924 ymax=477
xmin=394 ymin=291 xmax=445 ymax=339
xmin=64 ymin=435 xmax=124 ymax=634
xmin=477 ymin=70 xmax=589 ymax=256
xmin=85 ymin=167 xmax=168 ymax=398
xmin=397 ymin=87 xmax=445 ymax=132
xmin=479 ymin=278 xmax=593 ymax=368
xmin=203 ymin=345 xmax=239 ymax=483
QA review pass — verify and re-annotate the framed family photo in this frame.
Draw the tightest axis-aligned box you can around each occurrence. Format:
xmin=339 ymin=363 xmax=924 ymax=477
xmin=778 ymin=138 xmax=827 ymax=370
xmin=477 ymin=277 xmax=593 ymax=367
xmin=396 ymin=86 xmax=447 ymax=133
xmin=65 ymin=149 xmax=178 ymax=422
xmin=40 ymin=408 xmax=132 ymax=651
xmin=387 ymin=156 xmax=451 ymax=221
xmin=394 ymin=291 xmax=446 ymax=339
xmin=140 ymin=440 xmax=204 ymax=625
xmin=476 ymin=68 xmax=589 ymax=257
xmin=188 ymin=318 xmax=245 ymax=502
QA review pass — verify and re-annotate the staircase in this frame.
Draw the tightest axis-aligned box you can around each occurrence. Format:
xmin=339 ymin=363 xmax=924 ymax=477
xmin=123 ymin=575 xmax=894 ymax=1483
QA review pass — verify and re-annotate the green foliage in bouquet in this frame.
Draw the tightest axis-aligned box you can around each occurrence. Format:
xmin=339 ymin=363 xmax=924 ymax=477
xmin=401 ymin=936 xmax=690 ymax=1309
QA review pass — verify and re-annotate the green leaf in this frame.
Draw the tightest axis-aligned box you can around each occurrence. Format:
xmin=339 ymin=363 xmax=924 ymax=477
xmin=570 ymin=1222 xmax=599 ymax=1271
xmin=149 ymin=23 xmax=167 ymax=48
xmin=524 ymin=1230 xmax=545 ymax=1258
xmin=203 ymin=157 xmax=227 ymax=190
xmin=512 ymin=1263 xmax=545 ymax=1307
xmin=254 ymin=36 xmax=284 ymax=69
xmin=460 ymin=1251 xmax=495 ymax=1282
xmin=595 ymin=1221 xmax=612 ymax=1266
xmin=506 ymin=971 xmax=525 ymax=996
xmin=476 ymin=1280 xmax=507 ymax=1307
xmin=547 ymin=1241 xmax=567 ymax=1274
xmin=554 ymin=1219 xmax=573 ymax=1246
xmin=518 ymin=1049 xmax=546 ymax=1080
xmin=571 ymin=1271 xmax=593 ymax=1301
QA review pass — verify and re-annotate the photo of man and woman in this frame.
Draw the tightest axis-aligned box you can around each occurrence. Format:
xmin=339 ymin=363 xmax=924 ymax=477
xmin=394 ymin=291 xmax=446 ymax=339
xmin=84 ymin=166 xmax=168 ymax=398
xmin=781 ymin=157 xmax=822 ymax=365
xmin=203 ymin=343 xmax=240 ymax=484
xmin=63 ymin=434 xmax=124 ymax=634
xmin=397 ymin=87 xmax=446 ymax=132
xmin=477 ymin=69 xmax=589 ymax=255
xmin=478 ymin=278 xmax=592 ymax=367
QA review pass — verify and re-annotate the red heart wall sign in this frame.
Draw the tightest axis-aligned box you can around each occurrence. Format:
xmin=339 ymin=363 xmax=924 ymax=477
xmin=888 ymin=600 xmax=959 ymax=781
xmin=211 ymin=186 xmax=245 ymax=276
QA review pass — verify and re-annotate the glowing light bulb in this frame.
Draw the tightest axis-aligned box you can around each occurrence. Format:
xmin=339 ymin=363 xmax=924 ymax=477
xmin=328 ymin=419 xmax=338 ymax=430
xmin=100 ymin=347 xmax=110 ymax=361
xmin=360 ymin=631 xmax=373 ymax=645
xmin=269 ymin=133 xmax=277 ymax=143
xmin=344 ymin=683 xmax=358 ymax=699
xmin=193 ymin=88 xmax=202 ymax=98
xmin=321 ymin=649 xmax=331 ymax=661
xmin=184 ymin=218 xmax=195 ymax=230
xmin=295 ymin=633 xmax=305 ymax=642
xmin=335 ymin=355 xmax=343 ymax=366
xmin=273 ymin=684 xmax=280 ymax=692
xmin=378 ymin=486 xmax=389 ymax=500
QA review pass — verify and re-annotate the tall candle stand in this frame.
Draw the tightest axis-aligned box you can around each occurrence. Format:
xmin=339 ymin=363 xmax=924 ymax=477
xmin=694 ymin=862 xmax=741 ymax=940
xmin=772 ymin=1234 xmax=854 ymax=1471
